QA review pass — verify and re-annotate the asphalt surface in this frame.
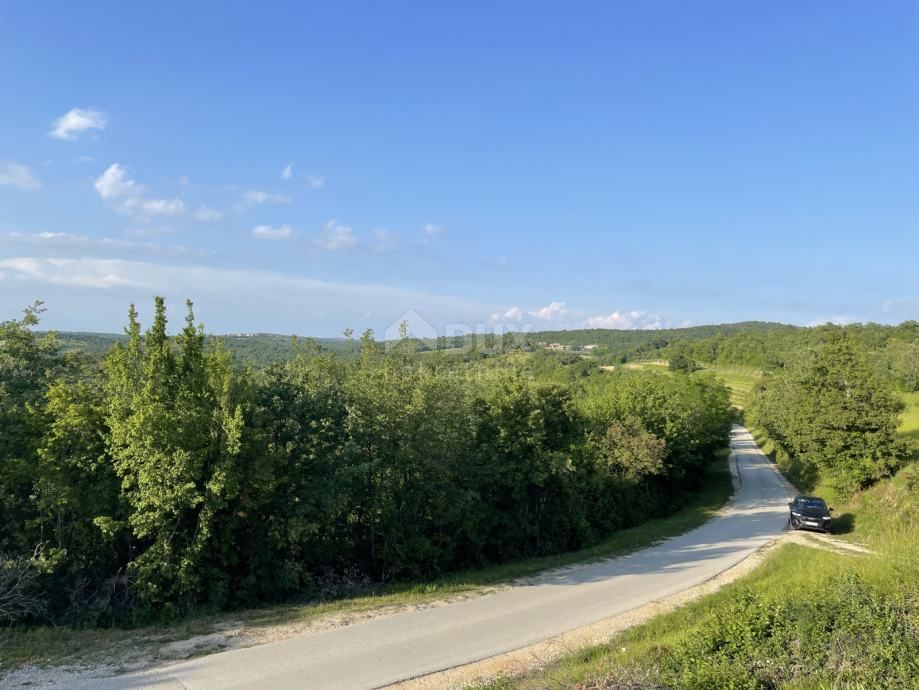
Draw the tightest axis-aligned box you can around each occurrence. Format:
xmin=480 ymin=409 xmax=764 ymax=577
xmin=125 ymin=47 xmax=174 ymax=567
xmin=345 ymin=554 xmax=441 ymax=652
xmin=75 ymin=425 xmax=792 ymax=689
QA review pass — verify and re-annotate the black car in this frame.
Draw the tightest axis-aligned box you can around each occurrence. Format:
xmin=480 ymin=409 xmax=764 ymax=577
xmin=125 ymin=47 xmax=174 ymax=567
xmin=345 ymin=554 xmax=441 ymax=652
xmin=788 ymin=496 xmax=833 ymax=533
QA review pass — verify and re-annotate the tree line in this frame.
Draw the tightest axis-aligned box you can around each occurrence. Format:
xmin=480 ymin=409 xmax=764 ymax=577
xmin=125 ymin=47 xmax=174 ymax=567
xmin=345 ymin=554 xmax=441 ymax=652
xmin=661 ymin=321 xmax=919 ymax=392
xmin=1 ymin=299 xmax=733 ymax=627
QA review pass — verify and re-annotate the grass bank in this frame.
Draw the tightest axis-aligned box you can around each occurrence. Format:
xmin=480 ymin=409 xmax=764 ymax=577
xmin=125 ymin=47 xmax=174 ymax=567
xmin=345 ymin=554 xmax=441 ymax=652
xmin=627 ymin=361 xmax=762 ymax=409
xmin=0 ymin=452 xmax=732 ymax=673
xmin=479 ymin=396 xmax=919 ymax=689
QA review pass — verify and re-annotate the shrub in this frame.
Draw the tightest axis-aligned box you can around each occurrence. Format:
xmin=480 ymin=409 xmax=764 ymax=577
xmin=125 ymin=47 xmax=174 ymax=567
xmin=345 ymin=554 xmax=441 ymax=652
xmin=660 ymin=575 xmax=919 ymax=689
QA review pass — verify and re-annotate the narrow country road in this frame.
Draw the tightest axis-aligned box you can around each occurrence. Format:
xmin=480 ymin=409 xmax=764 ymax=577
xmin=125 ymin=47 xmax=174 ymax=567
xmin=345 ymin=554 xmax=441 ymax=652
xmin=75 ymin=426 xmax=792 ymax=690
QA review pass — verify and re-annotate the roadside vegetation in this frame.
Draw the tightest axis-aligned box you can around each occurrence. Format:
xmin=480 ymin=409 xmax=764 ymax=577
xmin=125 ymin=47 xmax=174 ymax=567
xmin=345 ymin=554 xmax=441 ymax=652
xmin=0 ymin=457 xmax=731 ymax=670
xmin=0 ymin=300 xmax=733 ymax=660
xmin=477 ymin=329 xmax=919 ymax=690
xmin=4 ymin=307 xmax=916 ymax=682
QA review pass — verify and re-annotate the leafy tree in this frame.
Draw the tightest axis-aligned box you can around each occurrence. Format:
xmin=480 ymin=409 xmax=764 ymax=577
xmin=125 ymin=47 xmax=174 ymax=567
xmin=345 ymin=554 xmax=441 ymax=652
xmin=0 ymin=303 xmax=63 ymax=554
xmin=668 ymin=345 xmax=697 ymax=373
xmin=750 ymin=329 xmax=911 ymax=494
xmin=592 ymin=416 xmax=667 ymax=481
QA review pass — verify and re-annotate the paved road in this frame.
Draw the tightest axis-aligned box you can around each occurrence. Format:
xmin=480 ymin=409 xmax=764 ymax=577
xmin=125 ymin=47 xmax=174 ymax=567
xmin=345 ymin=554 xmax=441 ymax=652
xmin=76 ymin=426 xmax=792 ymax=690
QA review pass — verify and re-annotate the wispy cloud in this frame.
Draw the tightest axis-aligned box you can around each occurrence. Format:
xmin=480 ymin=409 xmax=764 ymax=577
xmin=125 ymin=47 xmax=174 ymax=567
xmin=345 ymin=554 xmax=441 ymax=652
xmin=94 ymin=163 xmax=185 ymax=219
xmin=0 ymin=160 xmax=41 ymax=190
xmin=242 ymin=189 xmax=292 ymax=207
xmin=489 ymin=302 xmax=667 ymax=331
xmin=194 ymin=206 xmax=223 ymax=222
xmin=129 ymin=198 xmax=185 ymax=217
xmin=370 ymin=228 xmax=400 ymax=253
xmin=0 ymin=256 xmax=497 ymax=334
xmin=281 ymin=163 xmax=294 ymax=180
xmin=806 ymin=315 xmax=861 ymax=327
xmin=489 ymin=301 xmax=566 ymax=325
xmin=531 ymin=301 xmax=568 ymax=321
xmin=2 ymin=231 xmax=202 ymax=259
xmin=313 ymin=220 xmax=357 ymax=251
xmin=490 ymin=306 xmax=523 ymax=323
xmin=307 ymin=174 xmax=325 ymax=189
xmin=49 ymin=108 xmax=107 ymax=141
xmin=423 ymin=223 xmax=445 ymax=237
xmin=252 ymin=224 xmax=296 ymax=240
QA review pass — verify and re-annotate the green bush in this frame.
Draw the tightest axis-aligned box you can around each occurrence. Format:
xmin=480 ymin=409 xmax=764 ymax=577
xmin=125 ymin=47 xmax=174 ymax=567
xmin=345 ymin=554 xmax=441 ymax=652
xmin=660 ymin=575 xmax=919 ymax=689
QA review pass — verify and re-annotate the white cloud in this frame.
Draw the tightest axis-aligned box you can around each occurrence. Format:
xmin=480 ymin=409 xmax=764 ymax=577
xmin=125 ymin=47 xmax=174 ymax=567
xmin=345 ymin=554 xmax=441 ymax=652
xmin=194 ymin=206 xmax=223 ymax=222
xmin=137 ymin=198 xmax=185 ymax=216
xmin=94 ymin=163 xmax=185 ymax=219
xmin=313 ymin=220 xmax=357 ymax=251
xmin=242 ymin=189 xmax=292 ymax=206
xmin=49 ymin=108 xmax=107 ymax=140
xmin=307 ymin=174 xmax=325 ymax=189
xmin=94 ymin=163 xmax=140 ymax=200
xmin=0 ymin=161 xmax=41 ymax=190
xmin=487 ymin=303 xmax=667 ymax=331
xmin=252 ymin=224 xmax=296 ymax=240
xmin=582 ymin=310 xmax=664 ymax=330
xmin=281 ymin=163 xmax=294 ymax=180
xmin=807 ymin=315 xmax=860 ymax=327
xmin=530 ymin=301 xmax=568 ymax=321
xmin=423 ymin=223 xmax=445 ymax=237
xmin=488 ymin=306 xmax=524 ymax=324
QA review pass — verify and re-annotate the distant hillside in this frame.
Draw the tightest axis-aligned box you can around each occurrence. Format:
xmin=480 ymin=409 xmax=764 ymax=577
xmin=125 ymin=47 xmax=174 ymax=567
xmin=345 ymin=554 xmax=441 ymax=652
xmin=41 ymin=319 xmax=919 ymax=386
xmin=40 ymin=331 xmax=353 ymax=366
xmin=524 ymin=321 xmax=798 ymax=362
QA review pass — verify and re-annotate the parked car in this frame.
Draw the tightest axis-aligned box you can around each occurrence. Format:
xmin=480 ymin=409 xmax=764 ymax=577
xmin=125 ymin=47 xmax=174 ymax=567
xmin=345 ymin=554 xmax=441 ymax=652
xmin=788 ymin=496 xmax=833 ymax=533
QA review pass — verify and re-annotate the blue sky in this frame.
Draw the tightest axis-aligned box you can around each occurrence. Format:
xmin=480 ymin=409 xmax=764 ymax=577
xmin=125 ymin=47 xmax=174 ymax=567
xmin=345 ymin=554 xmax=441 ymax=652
xmin=1 ymin=1 xmax=918 ymax=336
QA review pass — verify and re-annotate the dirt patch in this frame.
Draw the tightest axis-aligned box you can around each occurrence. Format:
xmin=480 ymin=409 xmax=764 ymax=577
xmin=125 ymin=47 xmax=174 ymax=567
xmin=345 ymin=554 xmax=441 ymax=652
xmin=783 ymin=530 xmax=873 ymax=555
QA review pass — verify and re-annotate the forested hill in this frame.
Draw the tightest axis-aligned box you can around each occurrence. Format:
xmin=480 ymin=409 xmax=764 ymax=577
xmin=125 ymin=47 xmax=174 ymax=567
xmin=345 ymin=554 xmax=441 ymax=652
xmin=40 ymin=331 xmax=353 ymax=364
xmin=524 ymin=321 xmax=797 ymax=361
xmin=44 ymin=321 xmax=793 ymax=367
xmin=44 ymin=320 xmax=918 ymax=387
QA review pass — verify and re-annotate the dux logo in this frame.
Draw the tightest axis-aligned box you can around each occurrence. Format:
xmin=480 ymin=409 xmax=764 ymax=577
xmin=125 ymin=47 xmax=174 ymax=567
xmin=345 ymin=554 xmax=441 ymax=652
xmin=384 ymin=310 xmax=438 ymax=350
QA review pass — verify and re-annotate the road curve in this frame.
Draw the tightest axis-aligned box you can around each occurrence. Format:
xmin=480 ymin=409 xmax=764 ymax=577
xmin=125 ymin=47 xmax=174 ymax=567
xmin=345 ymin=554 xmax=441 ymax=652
xmin=75 ymin=426 xmax=792 ymax=690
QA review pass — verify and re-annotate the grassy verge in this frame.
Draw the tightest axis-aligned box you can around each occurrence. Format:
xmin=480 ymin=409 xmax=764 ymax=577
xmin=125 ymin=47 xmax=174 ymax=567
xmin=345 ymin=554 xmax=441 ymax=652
xmin=481 ymin=398 xmax=919 ymax=689
xmin=0 ymin=452 xmax=732 ymax=672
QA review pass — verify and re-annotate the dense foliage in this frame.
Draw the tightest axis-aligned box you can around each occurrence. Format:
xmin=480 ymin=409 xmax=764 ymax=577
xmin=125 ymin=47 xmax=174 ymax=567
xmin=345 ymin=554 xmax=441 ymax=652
xmin=748 ymin=328 xmax=912 ymax=495
xmin=0 ymin=300 xmax=733 ymax=627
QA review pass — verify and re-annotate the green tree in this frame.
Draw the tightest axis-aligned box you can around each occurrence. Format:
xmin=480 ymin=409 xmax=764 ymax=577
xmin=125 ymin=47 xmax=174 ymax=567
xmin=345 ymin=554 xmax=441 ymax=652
xmin=750 ymin=329 xmax=910 ymax=494
xmin=105 ymin=298 xmax=246 ymax=612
